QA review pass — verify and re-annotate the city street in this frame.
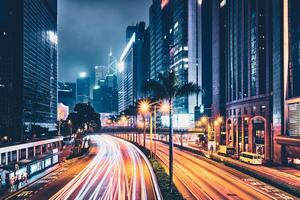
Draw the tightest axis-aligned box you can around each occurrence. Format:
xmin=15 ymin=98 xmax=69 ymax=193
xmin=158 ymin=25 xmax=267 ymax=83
xmin=4 ymin=135 xmax=160 ymax=200
xmin=1 ymin=0 xmax=300 ymax=199
xmin=146 ymin=139 xmax=297 ymax=200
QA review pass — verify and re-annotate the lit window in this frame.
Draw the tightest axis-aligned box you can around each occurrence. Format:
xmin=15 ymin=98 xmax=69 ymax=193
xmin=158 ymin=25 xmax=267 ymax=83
xmin=47 ymin=31 xmax=58 ymax=45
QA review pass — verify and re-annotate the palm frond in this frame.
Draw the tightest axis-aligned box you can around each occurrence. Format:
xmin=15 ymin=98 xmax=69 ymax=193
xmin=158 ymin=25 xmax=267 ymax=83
xmin=144 ymin=80 xmax=167 ymax=99
xmin=158 ymin=71 xmax=177 ymax=97
xmin=176 ymin=83 xmax=201 ymax=97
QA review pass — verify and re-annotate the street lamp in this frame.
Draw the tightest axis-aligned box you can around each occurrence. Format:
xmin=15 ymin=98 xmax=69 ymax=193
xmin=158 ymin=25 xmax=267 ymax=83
xmin=120 ymin=115 xmax=127 ymax=126
xmin=160 ymin=101 xmax=170 ymax=113
xmin=68 ymin=120 xmax=72 ymax=138
xmin=201 ymin=116 xmax=208 ymax=124
xmin=138 ymin=100 xmax=170 ymax=157
xmin=199 ymin=116 xmax=224 ymax=151
xmin=139 ymin=100 xmax=151 ymax=114
xmin=138 ymin=99 xmax=150 ymax=148
xmin=217 ymin=116 xmax=223 ymax=124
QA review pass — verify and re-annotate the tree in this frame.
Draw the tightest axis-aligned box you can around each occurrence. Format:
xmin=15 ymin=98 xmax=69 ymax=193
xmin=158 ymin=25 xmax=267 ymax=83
xmin=107 ymin=115 xmax=120 ymax=126
xmin=122 ymin=105 xmax=137 ymax=127
xmin=145 ymin=71 xmax=202 ymax=192
xmin=123 ymin=105 xmax=138 ymax=142
xmin=67 ymin=103 xmax=100 ymax=133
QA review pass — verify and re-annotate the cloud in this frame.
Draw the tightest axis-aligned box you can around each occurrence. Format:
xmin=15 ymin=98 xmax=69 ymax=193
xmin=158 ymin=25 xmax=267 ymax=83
xmin=58 ymin=0 xmax=151 ymax=81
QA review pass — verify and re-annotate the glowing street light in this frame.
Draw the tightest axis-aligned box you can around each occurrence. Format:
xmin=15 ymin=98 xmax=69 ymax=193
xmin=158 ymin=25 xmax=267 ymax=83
xmin=214 ymin=120 xmax=220 ymax=127
xmin=139 ymin=100 xmax=151 ymax=114
xmin=120 ymin=115 xmax=127 ymax=126
xmin=121 ymin=115 xmax=127 ymax=122
xmin=201 ymin=116 xmax=208 ymax=124
xmin=160 ymin=101 xmax=170 ymax=113
xmin=217 ymin=116 xmax=223 ymax=124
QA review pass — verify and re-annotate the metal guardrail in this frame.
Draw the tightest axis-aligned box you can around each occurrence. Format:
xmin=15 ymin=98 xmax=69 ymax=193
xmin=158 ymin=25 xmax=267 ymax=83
xmin=98 ymin=127 xmax=202 ymax=134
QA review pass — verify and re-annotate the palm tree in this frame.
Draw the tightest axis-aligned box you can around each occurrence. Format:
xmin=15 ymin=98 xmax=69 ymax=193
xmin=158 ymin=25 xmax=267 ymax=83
xmin=146 ymin=71 xmax=202 ymax=192
xmin=108 ymin=115 xmax=120 ymax=127
xmin=123 ymin=105 xmax=138 ymax=142
xmin=123 ymin=105 xmax=137 ymax=127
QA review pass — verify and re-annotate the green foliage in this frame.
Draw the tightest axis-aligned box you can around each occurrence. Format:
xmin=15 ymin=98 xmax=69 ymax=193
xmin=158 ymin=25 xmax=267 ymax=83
xmin=108 ymin=115 xmax=120 ymax=123
xmin=122 ymin=105 xmax=137 ymax=116
xmin=145 ymin=71 xmax=202 ymax=100
xmin=150 ymin=158 xmax=184 ymax=200
xmin=67 ymin=103 xmax=100 ymax=132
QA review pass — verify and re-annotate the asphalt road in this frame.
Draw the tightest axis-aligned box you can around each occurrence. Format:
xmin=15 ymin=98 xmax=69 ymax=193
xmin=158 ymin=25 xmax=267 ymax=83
xmin=4 ymin=144 xmax=96 ymax=200
xmin=149 ymin=140 xmax=297 ymax=200
xmin=5 ymin=135 xmax=160 ymax=200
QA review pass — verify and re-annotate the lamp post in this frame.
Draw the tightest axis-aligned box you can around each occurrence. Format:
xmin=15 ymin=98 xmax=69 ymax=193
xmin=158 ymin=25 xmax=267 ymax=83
xmin=199 ymin=116 xmax=223 ymax=151
xmin=68 ymin=120 xmax=72 ymax=139
xmin=138 ymin=99 xmax=170 ymax=157
xmin=139 ymin=100 xmax=150 ymax=148
xmin=153 ymin=105 xmax=157 ymax=158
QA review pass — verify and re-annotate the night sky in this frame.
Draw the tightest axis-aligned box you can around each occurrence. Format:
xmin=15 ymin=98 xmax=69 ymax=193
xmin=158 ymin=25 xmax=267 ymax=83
xmin=58 ymin=0 xmax=151 ymax=82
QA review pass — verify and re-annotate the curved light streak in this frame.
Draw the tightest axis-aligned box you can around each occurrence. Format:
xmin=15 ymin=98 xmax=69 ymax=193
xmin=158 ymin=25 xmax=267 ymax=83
xmin=50 ymin=135 xmax=160 ymax=200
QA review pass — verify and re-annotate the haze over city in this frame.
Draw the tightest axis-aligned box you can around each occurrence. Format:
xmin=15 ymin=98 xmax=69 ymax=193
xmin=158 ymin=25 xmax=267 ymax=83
xmin=58 ymin=0 xmax=151 ymax=81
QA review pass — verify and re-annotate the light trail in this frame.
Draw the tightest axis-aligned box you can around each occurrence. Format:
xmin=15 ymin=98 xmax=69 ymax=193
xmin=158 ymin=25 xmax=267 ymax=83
xmin=151 ymin=140 xmax=296 ymax=200
xmin=50 ymin=135 xmax=160 ymax=200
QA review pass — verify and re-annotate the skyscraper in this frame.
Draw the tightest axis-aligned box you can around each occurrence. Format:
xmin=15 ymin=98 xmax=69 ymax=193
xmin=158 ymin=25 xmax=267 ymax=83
xmin=76 ymin=72 xmax=91 ymax=104
xmin=118 ymin=22 xmax=150 ymax=113
xmin=272 ymin=0 xmax=300 ymax=164
xmin=0 ymin=0 xmax=58 ymax=141
xmin=211 ymin=0 xmax=227 ymax=145
xmin=225 ymin=0 xmax=273 ymax=160
xmin=58 ymin=82 xmax=77 ymax=112
xmin=149 ymin=0 xmax=213 ymax=115
xmin=108 ymin=49 xmax=117 ymax=75
xmin=93 ymin=75 xmax=118 ymax=113
xmin=94 ymin=65 xmax=108 ymax=86
xmin=149 ymin=0 xmax=172 ymax=80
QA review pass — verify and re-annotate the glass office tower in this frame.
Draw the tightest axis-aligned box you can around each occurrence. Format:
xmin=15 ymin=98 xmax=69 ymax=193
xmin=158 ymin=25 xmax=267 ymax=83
xmin=225 ymin=0 xmax=273 ymax=160
xmin=0 ymin=0 xmax=58 ymax=141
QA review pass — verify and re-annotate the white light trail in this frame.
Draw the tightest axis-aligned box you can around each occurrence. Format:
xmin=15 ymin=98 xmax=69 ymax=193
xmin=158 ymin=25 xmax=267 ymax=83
xmin=50 ymin=135 xmax=160 ymax=200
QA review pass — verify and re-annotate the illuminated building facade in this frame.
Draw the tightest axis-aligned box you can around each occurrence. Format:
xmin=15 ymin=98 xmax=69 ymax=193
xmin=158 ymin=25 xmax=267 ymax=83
xmin=149 ymin=0 xmax=172 ymax=80
xmin=272 ymin=0 xmax=300 ymax=164
xmin=58 ymin=82 xmax=76 ymax=112
xmin=211 ymin=0 xmax=227 ymax=145
xmin=118 ymin=22 xmax=150 ymax=113
xmin=93 ymin=75 xmax=118 ymax=113
xmin=149 ymin=0 xmax=213 ymax=115
xmin=0 ymin=0 xmax=57 ymax=141
xmin=94 ymin=65 xmax=108 ymax=85
xmin=225 ymin=0 xmax=273 ymax=160
xmin=108 ymin=49 xmax=118 ymax=75
xmin=76 ymin=73 xmax=91 ymax=104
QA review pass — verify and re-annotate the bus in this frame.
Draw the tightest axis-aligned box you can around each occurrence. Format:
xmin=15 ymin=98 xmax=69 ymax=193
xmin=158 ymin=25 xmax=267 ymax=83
xmin=239 ymin=152 xmax=263 ymax=165
xmin=217 ymin=145 xmax=235 ymax=156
